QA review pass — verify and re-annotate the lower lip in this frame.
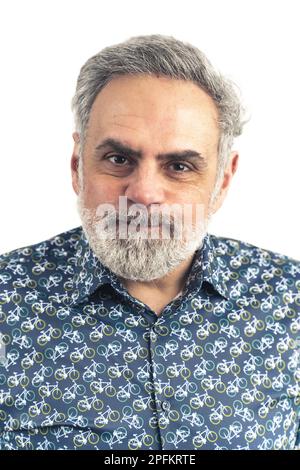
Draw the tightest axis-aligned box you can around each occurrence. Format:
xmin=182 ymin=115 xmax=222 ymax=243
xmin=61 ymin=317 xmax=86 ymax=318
xmin=119 ymin=223 xmax=161 ymax=228
xmin=132 ymin=226 xmax=160 ymax=230
xmin=118 ymin=223 xmax=165 ymax=231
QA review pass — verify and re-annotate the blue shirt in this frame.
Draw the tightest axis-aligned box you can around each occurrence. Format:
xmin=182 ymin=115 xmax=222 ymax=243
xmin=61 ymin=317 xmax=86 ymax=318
xmin=0 ymin=226 xmax=299 ymax=450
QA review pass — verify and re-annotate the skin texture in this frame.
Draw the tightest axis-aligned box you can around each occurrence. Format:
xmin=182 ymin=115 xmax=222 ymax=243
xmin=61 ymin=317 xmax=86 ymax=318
xmin=71 ymin=75 xmax=239 ymax=314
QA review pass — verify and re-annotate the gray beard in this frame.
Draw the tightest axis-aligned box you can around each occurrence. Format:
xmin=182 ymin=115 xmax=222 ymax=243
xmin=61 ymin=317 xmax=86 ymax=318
xmin=76 ymin=193 xmax=211 ymax=282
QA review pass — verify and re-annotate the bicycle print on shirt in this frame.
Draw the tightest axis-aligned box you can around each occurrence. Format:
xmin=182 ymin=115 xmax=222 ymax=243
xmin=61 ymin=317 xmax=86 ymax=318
xmin=0 ymin=226 xmax=299 ymax=450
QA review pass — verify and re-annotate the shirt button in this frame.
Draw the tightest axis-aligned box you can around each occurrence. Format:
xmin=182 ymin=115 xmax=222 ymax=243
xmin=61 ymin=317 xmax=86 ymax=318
xmin=161 ymin=401 xmax=171 ymax=412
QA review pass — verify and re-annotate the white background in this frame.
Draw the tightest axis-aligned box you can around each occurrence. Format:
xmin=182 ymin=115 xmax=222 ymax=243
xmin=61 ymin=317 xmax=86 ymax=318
xmin=0 ymin=0 xmax=299 ymax=258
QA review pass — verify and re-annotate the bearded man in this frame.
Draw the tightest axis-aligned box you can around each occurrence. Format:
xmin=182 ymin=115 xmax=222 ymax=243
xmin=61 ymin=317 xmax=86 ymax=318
xmin=0 ymin=35 xmax=299 ymax=451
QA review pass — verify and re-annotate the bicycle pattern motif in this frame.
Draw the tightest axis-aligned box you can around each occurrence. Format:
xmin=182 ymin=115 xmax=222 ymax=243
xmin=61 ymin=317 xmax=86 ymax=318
xmin=0 ymin=226 xmax=299 ymax=450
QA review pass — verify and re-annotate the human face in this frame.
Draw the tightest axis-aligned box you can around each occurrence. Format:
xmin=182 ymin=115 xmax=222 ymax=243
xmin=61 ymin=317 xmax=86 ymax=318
xmin=73 ymin=74 xmax=221 ymax=210
xmin=71 ymin=75 xmax=238 ymax=281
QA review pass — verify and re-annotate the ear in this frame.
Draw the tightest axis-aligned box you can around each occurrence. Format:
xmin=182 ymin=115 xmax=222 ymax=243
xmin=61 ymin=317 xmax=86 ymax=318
xmin=210 ymin=151 xmax=239 ymax=214
xmin=71 ymin=132 xmax=81 ymax=195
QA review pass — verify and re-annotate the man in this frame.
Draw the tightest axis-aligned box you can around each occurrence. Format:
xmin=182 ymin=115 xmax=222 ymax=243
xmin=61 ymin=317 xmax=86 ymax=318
xmin=0 ymin=34 xmax=299 ymax=451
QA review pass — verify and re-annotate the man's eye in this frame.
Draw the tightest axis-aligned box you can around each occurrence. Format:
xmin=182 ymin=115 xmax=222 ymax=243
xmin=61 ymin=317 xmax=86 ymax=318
xmin=169 ymin=162 xmax=191 ymax=172
xmin=107 ymin=155 xmax=129 ymax=165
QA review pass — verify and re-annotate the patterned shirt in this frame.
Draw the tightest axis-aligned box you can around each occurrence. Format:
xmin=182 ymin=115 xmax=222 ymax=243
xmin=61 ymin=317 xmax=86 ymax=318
xmin=0 ymin=226 xmax=299 ymax=450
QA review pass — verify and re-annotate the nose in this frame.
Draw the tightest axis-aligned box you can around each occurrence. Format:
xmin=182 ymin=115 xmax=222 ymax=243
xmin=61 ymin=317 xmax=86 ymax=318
xmin=124 ymin=161 xmax=165 ymax=207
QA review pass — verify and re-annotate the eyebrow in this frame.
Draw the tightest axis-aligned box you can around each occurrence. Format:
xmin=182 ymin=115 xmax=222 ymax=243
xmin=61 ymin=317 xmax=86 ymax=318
xmin=94 ymin=137 xmax=207 ymax=165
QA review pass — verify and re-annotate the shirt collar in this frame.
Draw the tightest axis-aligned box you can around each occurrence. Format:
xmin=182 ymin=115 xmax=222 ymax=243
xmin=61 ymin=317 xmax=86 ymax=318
xmin=69 ymin=228 xmax=121 ymax=306
xmin=183 ymin=232 xmax=230 ymax=300
xmin=69 ymin=227 xmax=230 ymax=307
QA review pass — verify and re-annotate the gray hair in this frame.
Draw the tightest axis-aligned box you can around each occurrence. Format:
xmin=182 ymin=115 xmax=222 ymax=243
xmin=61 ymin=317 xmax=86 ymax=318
xmin=71 ymin=34 xmax=248 ymax=198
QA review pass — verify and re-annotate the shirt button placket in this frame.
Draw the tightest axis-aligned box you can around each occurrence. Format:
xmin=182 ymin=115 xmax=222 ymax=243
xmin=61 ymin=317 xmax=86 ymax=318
xmin=150 ymin=322 xmax=173 ymax=449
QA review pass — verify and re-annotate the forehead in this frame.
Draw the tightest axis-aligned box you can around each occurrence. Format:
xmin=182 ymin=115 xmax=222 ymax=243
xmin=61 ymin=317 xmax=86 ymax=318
xmin=87 ymin=75 xmax=220 ymax=151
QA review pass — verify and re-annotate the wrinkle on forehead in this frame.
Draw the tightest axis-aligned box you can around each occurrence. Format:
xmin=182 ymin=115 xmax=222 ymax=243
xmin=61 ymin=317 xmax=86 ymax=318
xmin=86 ymin=75 xmax=220 ymax=157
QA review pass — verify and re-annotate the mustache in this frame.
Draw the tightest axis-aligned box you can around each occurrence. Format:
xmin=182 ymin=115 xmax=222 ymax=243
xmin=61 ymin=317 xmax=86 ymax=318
xmin=93 ymin=207 xmax=184 ymax=239
xmin=95 ymin=208 xmax=179 ymax=227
